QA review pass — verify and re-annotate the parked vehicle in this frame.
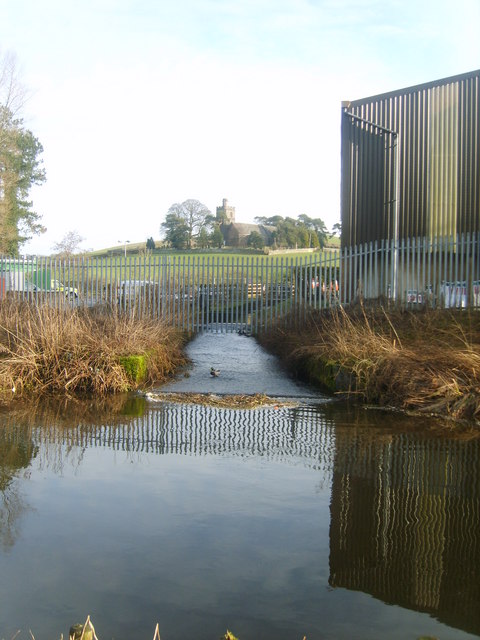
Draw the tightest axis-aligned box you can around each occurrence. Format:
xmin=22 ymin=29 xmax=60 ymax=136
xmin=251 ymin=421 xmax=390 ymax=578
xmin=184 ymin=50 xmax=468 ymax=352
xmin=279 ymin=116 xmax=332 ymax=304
xmin=50 ymin=279 xmax=79 ymax=298
xmin=117 ymin=280 xmax=156 ymax=303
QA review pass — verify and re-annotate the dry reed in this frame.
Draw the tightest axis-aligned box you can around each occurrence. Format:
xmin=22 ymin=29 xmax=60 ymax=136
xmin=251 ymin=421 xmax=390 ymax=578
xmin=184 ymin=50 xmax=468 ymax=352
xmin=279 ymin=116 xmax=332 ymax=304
xmin=259 ymin=304 xmax=480 ymax=424
xmin=0 ymin=300 xmax=187 ymax=400
xmin=7 ymin=616 xmax=248 ymax=640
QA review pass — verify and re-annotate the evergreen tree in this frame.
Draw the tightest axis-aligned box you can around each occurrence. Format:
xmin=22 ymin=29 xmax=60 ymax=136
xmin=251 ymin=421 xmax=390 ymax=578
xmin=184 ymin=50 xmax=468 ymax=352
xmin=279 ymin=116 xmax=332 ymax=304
xmin=161 ymin=212 xmax=190 ymax=249
xmin=0 ymin=106 xmax=46 ymax=254
xmin=209 ymin=225 xmax=224 ymax=249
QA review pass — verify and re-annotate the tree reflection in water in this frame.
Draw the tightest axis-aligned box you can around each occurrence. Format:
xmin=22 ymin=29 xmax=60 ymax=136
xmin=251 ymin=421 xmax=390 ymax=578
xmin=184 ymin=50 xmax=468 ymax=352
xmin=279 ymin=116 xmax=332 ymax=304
xmin=0 ymin=425 xmax=37 ymax=550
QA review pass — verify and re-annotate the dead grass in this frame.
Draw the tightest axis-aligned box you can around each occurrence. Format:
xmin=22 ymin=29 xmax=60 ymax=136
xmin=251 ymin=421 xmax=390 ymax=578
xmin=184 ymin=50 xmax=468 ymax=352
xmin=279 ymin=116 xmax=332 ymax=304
xmin=259 ymin=304 xmax=480 ymax=423
xmin=0 ymin=300 xmax=187 ymax=400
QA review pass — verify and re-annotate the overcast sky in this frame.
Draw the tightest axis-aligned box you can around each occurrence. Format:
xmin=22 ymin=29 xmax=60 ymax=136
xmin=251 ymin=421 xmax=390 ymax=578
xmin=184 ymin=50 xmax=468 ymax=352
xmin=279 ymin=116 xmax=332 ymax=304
xmin=1 ymin=0 xmax=479 ymax=254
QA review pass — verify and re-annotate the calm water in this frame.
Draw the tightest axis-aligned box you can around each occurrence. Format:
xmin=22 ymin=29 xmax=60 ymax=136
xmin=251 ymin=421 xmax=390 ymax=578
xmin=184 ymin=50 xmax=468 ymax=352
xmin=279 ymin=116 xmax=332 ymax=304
xmin=1 ymin=396 xmax=479 ymax=640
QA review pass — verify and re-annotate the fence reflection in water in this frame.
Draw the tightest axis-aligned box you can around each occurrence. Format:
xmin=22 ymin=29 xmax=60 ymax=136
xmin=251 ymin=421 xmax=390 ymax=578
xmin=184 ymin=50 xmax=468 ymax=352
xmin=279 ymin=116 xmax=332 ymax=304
xmin=2 ymin=401 xmax=480 ymax=636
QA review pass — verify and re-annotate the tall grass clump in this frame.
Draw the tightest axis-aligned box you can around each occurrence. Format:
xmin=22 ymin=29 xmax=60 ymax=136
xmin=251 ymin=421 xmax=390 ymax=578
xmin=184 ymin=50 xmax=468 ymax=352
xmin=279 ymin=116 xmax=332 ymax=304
xmin=259 ymin=304 xmax=480 ymax=423
xmin=0 ymin=300 xmax=188 ymax=400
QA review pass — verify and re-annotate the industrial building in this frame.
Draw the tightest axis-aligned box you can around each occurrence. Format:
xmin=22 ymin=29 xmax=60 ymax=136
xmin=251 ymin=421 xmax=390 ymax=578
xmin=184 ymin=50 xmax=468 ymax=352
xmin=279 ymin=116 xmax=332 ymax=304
xmin=339 ymin=70 xmax=479 ymax=304
xmin=341 ymin=69 xmax=479 ymax=246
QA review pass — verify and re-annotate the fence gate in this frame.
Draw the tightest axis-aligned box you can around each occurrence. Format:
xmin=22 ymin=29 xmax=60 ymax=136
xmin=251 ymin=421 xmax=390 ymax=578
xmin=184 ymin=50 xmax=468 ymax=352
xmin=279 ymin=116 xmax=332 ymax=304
xmin=107 ymin=254 xmax=340 ymax=333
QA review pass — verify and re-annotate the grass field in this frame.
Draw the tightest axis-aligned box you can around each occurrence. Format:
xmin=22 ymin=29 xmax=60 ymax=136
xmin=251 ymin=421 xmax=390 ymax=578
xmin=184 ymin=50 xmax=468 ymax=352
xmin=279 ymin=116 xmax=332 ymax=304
xmin=44 ymin=249 xmax=340 ymax=297
xmin=89 ymin=237 xmax=341 ymax=259
xmin=88 ymin=247 xmax=337 ymax=269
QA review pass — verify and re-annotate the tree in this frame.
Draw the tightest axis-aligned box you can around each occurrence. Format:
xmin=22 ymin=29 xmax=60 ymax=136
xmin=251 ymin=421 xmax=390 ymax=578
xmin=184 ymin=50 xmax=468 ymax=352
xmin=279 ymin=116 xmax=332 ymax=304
xmin=161 ymin=212 xmax=189 ymax=249
xmin=298 ymin=214 xmax=328 ymax=248
xmin=254 ymin=215 xmax=283 ymax=227
xmin=52 ymin=230 xmax=85 ymax=256
xmin=247 ymin=230 xmax=264 ymax=250
xmin=196 ymin=227 xmax=210 ymax=249
xmin=0 ymin=50 xmax=27 ymax=116
xmin=331 ymin=222 xmax=342 ymax=237
xmin=1 ymin=52 xmax=46 ymax=255
xmin=257 ymin=214 xmax=329 ymax=249
xmin=146 ymin=237 xmax=156 ymax=251
xmin=0 ymin=107 xmax=46 ymax=255
xmin=163 ymin=199 xmax=211 ymax=249
xmin=209 ymin=225 xmax=224 ymax=249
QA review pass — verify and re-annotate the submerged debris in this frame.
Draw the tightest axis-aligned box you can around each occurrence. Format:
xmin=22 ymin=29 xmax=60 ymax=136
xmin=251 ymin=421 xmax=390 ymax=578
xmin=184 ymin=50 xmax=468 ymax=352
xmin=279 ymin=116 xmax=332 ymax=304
xmin=140 ymin=391 xmax=294 ymax=409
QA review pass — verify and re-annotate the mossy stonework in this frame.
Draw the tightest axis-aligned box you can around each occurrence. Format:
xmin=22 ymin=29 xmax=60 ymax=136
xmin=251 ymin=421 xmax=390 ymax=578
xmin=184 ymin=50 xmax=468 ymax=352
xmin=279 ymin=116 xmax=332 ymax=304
xmin=118 ymin=355 xmax=148 ymax=383
xmin=302 ymin=357 xmax=353 ymax=394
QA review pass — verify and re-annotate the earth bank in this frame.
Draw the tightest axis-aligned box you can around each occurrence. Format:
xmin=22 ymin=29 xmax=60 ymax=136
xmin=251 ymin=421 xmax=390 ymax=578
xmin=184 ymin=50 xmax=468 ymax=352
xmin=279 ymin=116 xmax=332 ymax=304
xmin=257 ymin=304 xmax=480 ymax=427
xmin=2 ymin=299 xmax=479 ymax=429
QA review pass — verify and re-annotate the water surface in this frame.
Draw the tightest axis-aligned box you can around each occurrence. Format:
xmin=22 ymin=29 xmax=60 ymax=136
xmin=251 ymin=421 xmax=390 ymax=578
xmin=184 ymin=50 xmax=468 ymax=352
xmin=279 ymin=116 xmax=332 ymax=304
xmin=160 ymin=330 xmax=319 ymax=397
xmin=1 ymin=398 xmax=479 ymax=640
xmin=1 ymin=332 xmax=479 ymax=640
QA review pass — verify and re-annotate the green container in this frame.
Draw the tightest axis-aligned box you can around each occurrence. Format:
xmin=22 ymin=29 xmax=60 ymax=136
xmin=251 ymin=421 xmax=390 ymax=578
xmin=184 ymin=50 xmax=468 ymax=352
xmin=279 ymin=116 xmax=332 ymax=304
xmin=32 ymin=269 xmax=52 ymax=290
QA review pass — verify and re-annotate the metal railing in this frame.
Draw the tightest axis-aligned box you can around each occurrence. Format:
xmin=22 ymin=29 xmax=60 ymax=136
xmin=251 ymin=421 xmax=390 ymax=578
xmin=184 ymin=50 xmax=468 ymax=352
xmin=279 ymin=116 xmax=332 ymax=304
xmin=1 ymin=233 xmax=478 ymax=333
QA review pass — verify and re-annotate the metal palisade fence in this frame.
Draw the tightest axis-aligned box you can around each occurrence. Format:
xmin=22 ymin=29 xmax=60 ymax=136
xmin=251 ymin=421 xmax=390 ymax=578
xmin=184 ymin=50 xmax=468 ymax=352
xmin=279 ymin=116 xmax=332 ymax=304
xmin=1 ymin=232 xmax=479 ymax=333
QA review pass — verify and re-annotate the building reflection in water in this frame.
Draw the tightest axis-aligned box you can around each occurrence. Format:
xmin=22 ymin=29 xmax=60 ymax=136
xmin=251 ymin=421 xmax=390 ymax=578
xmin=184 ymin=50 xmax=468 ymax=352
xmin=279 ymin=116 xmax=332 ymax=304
xmin=329 ymin=426 xmax=480 ymax=636
xmin=1 ymin=398 xmax=480 ymax=635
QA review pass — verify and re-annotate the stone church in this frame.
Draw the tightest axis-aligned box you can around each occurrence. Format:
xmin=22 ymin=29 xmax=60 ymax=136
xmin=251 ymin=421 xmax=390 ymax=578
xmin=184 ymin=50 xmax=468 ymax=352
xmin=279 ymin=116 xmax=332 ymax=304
xmin=216 ymin=198 xmax=275 ymax=248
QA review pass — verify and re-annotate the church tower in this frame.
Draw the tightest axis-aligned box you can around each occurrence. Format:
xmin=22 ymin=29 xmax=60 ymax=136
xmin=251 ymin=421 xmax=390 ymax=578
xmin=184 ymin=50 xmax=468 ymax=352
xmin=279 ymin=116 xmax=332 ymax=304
xmin=216 ymin=198 xmax=235 ymax=224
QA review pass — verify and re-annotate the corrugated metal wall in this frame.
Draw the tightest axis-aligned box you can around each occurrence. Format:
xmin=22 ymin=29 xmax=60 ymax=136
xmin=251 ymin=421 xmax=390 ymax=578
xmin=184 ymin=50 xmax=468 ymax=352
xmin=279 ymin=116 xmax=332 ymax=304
xmin=341 ymin=70 xmax=480 ymax=247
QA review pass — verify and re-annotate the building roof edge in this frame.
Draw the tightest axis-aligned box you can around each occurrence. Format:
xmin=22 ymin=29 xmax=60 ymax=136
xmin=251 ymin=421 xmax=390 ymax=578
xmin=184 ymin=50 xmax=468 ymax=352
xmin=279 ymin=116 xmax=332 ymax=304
xmin=346 ymin=69 xmax=480 ymax=107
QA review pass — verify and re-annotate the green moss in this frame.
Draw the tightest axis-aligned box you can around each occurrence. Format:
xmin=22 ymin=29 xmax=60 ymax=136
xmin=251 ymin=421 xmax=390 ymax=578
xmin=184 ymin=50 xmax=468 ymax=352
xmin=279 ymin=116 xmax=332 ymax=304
xmin=303 ymin=357 xmax=354 ymax=394
xmin=304 ymin=357 xmax=336 ymax=393
xmin=118 ymin=354 xmax=148 ymax=383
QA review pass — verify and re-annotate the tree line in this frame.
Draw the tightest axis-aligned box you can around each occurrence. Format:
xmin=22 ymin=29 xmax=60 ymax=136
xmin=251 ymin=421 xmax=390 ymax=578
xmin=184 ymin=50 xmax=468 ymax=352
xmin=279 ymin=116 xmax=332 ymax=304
xmin=161 ymin=199 xmax=332 ymax=250
xmin=253 ymin=214 xmax=328 ymax=249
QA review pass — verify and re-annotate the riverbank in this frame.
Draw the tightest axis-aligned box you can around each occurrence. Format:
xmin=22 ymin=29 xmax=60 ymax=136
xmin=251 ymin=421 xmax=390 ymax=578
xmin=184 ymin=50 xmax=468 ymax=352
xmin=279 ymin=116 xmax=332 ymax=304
xmin=0 ymin=299 xmax=188 ymax=402
xmin=2 ymin=299 xmax=479 ymax=427
xmin=258 ymin=304 xmax=480 ymax=426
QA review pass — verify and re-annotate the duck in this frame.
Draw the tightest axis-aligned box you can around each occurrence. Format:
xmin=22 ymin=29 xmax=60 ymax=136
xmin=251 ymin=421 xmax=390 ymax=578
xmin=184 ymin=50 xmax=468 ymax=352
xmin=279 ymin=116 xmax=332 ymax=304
xmin=210 ymin=367 xmax=220 ymax=377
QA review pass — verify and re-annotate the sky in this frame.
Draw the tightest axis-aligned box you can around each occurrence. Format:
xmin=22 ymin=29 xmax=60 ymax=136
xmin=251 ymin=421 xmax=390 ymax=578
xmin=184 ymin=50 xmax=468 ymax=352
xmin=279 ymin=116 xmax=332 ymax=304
xmin=1 ymin=0 xmax=479 ymax=255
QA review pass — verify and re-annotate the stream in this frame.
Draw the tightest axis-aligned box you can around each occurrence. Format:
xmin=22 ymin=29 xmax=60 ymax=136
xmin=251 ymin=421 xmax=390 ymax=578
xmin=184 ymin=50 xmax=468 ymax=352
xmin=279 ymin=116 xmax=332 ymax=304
xmin=0 ymin=332 xmax=479 ymax=640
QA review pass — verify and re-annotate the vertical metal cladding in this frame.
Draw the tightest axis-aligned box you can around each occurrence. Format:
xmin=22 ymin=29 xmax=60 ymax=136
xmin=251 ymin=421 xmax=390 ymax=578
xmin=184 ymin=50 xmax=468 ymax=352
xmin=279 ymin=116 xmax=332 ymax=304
xmin=341 ymin=70 xmax=480 ymax=247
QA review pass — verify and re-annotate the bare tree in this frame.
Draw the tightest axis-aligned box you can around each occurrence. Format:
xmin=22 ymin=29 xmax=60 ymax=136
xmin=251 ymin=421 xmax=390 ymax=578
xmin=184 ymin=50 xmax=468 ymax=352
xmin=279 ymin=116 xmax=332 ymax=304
xmin=164 ymin=199 xmax=211 ymax=249
xmin=52 ymin=230 xmax=85 ymax=256
xmin=0 ymin=49 xmax=27 ymax=117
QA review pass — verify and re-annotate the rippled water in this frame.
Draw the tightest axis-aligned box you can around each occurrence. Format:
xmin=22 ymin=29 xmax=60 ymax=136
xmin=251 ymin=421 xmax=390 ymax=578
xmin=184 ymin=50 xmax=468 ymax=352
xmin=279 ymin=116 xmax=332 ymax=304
xmin=160 ymin=330 xmax=322 ymax=397
xmin=1 ymin=396 xmax=479 ymax=640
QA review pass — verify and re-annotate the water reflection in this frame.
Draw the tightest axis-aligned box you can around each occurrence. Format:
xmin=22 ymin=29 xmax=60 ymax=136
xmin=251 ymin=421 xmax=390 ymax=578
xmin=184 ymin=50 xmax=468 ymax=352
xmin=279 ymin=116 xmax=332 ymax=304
xmin=1 ymin=401 xmax=336 ymax=471
xmin=0 ymin=424 xmax=37 ymax=550
xmin=1 ymin=398 xmax=479 ymax=638
xmin=329 ymin=422 xmax=480 ymax=636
